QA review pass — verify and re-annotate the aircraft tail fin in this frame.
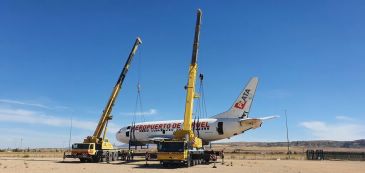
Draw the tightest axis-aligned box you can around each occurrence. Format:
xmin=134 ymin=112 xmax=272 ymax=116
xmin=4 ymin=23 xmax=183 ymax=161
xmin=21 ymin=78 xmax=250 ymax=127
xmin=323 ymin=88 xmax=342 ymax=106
xmin=212 ymin=77 xmax=259 ymax=119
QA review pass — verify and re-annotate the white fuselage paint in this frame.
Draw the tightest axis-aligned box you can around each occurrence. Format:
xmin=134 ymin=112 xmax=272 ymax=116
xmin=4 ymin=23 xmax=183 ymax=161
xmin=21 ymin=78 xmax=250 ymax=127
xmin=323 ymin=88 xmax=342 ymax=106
xmin=116 ymin=118 xmax=259 ymax=144
xmin=116 ymin=77 xmax=263 ymax=145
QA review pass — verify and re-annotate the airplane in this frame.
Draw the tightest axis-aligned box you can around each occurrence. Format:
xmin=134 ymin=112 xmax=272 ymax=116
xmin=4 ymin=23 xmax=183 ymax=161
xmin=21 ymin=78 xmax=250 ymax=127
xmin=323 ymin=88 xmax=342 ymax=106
xmin=116 ymin=77 xmax=277 ymax=145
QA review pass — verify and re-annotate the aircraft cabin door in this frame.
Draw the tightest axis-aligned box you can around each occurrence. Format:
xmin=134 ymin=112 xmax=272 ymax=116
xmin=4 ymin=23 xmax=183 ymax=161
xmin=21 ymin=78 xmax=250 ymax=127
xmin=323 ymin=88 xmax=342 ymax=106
xmin=217 ymin=122 xmax=224 ymax=135
xmin=126 ymin=126 xmax=130 ymax=137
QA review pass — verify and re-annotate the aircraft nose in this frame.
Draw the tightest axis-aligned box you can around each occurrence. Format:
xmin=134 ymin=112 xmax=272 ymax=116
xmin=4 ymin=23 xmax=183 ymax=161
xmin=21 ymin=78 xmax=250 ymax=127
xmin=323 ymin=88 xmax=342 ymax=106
xmin=116 ymin=127 xmax=129 ymax=143
xmin=116 ymin=128 xmax=124 ymax=140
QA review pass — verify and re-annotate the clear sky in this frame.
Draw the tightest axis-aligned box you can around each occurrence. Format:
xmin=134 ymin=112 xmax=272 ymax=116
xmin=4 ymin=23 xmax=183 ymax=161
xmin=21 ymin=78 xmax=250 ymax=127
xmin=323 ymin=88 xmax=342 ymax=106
xmin=1 ymin=0 xmax=364 ymax=148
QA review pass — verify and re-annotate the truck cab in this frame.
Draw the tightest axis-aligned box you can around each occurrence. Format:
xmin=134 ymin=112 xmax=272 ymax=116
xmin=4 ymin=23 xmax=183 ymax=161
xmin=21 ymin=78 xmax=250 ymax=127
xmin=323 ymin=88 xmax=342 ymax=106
xmin=157 ymin=141 xmax=189 ymax=166
xmin=71 ymin=143 xmax=96 ymax=156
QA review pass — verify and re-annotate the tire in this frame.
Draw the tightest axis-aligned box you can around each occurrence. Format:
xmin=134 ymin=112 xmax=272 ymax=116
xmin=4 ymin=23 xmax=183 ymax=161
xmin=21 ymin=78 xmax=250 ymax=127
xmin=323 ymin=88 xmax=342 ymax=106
xmin=101 ymin=154 xmax=106 ymax=163
xmin=79 ymin=158 xmax=86 ymax=163
xmin=187 ymin=157 xmax=191 ymax=167
xmin=92 ymin=155 xmax=100 ymax=163
xmin=105 ymin=152 xmax=109 ymax=163
xmin=162 ymin=161 xmax=168 ymax=168
xmin=114 ymin=152 xmax=118 ymax=161
xmin=108 ymin=153 xmax=112 ymax=163
xmin=111 ymin=152 xmax=115 ymax=161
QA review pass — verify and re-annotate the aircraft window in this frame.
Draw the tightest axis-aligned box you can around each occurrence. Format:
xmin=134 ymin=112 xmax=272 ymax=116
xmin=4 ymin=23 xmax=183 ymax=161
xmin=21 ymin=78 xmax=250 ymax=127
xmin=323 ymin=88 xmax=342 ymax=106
xmin=162 ymin=130 xmax=166 ymax=134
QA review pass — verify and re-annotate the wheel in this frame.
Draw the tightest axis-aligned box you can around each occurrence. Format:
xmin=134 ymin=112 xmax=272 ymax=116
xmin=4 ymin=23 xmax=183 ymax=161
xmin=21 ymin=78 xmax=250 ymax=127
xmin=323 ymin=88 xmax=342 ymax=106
xmin=101 ymin=155 xmax=106 ymax=162
xmin=108 ymin=153 xmax=112 ymax=163
xmin=186 ymin=158 xmax=191 ymax=167
xmin=162 ymin=161 xmax=168 ymax=168
xmin=105 ymin=152 xmax=110 ymax=163
xmin=111 ymin=152 xmax=115 ymax=161
xmin=79 ymin=158 xmax=86 ymax=163
xmin=114 ymin=152 xmax=118 ymax=161
xmin=92 ymin=155 xmax=100 ymax=163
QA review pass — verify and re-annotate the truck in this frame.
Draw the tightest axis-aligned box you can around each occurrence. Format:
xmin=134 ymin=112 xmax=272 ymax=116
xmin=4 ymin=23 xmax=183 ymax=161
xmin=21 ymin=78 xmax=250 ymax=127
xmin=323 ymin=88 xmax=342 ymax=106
xmin=64 ymin=37 xmax=142 ymax=163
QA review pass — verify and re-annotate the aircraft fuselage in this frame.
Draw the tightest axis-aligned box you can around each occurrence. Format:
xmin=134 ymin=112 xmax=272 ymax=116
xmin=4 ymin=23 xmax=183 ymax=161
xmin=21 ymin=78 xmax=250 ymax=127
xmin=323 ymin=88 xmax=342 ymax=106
xmin=116 ymin=118 xmax=259 ymax=144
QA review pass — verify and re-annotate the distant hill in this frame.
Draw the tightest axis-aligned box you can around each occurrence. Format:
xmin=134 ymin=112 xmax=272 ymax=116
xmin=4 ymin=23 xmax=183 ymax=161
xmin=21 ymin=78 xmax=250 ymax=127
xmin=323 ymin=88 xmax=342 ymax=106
xmin=215 ymin=139 xmax=365 ymax=148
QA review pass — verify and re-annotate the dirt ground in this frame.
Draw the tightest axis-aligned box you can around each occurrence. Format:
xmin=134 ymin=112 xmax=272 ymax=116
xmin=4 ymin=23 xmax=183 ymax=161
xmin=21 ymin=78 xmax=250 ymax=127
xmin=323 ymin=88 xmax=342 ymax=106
xmin=0 ymin=158 xmax=364 ymax=173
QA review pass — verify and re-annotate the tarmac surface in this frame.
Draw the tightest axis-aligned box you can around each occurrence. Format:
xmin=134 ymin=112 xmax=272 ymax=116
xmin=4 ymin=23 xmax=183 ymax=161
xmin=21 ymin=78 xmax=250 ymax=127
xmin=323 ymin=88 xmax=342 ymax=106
xmin=0 ymin=157 xmax=364 ymax=173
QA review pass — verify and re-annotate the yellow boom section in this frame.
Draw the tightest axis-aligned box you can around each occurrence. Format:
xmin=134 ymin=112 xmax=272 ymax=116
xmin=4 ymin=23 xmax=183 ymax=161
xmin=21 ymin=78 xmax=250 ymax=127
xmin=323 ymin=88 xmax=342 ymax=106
xmin=84 ymin=37 xmax=142 ymax=144
xmin=183 ymin=63 xmax=198 ymax=131
xmin=174 ymin=9 xmax=203 ymax=148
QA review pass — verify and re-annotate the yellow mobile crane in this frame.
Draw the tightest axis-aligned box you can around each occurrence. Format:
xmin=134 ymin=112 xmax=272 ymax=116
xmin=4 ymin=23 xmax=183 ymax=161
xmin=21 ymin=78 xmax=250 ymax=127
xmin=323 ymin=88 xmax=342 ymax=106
xmin=64 ymin=37 xmax=142 ymax=163
xmin=156 ymin=9 xmax=205 ymax=167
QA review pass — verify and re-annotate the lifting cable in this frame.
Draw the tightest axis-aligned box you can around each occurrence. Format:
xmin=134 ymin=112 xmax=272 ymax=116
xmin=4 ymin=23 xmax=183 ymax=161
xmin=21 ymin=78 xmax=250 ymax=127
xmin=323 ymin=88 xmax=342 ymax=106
xmin=193 ymin=73 xmax=208 ymax=137
xmin=200 ymin=74 xmax=208 ymax=118
xmin=130 ymin=46 xmax=145 ymax=143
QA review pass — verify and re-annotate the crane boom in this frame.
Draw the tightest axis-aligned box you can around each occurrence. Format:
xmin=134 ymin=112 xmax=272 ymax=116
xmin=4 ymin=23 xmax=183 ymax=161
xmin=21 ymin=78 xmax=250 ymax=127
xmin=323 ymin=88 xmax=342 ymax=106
xmin=156 ymin=9 xmax=205 ymax=167
xmin=172 ymin=9 xmax=203 ymax=149
xmin=66 ymin=37 xmax=143 ymax=163
xmin=183 ymin=9 xmax=202 ymax=132
xmin=84 ymin=37 xmax=142 ymax=143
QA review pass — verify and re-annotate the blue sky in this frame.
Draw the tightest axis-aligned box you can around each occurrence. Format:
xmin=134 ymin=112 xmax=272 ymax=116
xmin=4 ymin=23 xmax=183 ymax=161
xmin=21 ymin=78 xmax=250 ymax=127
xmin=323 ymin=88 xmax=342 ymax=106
xmin=1 ymin=0 xmax=365 ymax=148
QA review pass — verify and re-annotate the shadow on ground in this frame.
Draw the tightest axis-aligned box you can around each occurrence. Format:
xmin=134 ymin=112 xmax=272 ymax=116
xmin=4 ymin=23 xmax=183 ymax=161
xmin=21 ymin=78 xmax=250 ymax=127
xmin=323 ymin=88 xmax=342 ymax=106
xmin=111 ymin=160 xmax=184 ymax=169
xmin=58 ymin=159 xmax=212 ymax=169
